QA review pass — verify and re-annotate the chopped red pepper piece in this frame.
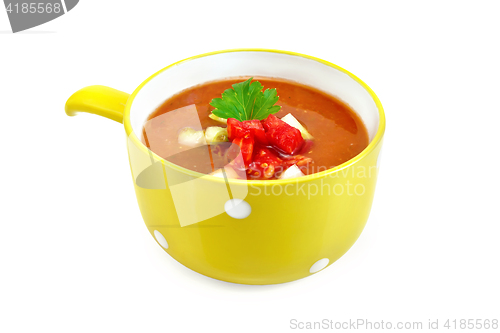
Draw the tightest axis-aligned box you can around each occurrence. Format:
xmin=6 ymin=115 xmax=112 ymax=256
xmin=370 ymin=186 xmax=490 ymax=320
xmin=231 ymin=137 xmax=254 ymax=166
xmin=242 ymin=119 xmax=269 ymax=145
xmin=247 ymin=147 xmax=283 ymax=179
xmin=227 ymin=118 xmax=269 ymax=145
xmin=282 ymin=155 xmax=313 ymax=168
xmin=227 ymin=118 xmax=251 ymax=141
xmin=263 ymin=114 xmax=304 ymax=155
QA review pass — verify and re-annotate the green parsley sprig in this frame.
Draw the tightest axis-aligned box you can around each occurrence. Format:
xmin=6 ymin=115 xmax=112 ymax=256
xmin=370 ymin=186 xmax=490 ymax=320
xmin=209 ymin=78 xmax=281 ymax=122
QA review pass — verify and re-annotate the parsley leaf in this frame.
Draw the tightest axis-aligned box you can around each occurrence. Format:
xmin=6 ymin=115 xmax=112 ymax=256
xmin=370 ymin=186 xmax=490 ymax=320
xmin=210 ymin=78 xmax=281 ymax=122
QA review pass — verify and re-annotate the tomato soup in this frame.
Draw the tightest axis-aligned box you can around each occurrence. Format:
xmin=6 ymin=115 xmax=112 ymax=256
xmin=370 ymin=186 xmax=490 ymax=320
xmin=142 ymin=77 xmax=369 ymax=179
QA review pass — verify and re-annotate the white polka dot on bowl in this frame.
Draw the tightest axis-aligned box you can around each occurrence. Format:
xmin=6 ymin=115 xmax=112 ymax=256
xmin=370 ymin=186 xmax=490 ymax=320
xmin=154 ymin=230 xmax=169 ymax=249
xmin=224 ymin=199 xmax=251 ymax=219
xmin=310 ymin=258 xmax=329 ymax=273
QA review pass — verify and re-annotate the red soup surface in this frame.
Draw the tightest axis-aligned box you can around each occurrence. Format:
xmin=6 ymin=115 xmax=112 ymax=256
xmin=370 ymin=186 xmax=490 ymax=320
xmin=142 ymin=77 xmax=369 ymax=179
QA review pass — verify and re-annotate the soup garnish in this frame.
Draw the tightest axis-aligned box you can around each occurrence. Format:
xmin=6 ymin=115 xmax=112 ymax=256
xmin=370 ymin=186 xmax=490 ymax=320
xmin=210 ymin=77 xmax=281 ymax=121
xmin=181 ymin=78 xmax=310 ymax=178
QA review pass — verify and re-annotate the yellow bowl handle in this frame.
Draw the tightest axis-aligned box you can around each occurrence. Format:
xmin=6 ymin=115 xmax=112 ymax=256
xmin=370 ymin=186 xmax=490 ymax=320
xmin=65 ymin=85 xmax=130 ymax=123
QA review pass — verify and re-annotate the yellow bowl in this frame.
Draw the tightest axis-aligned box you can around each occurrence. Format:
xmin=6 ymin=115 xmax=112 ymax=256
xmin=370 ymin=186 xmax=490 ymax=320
xmin=65 ymin=49 xmax=385 ymax=285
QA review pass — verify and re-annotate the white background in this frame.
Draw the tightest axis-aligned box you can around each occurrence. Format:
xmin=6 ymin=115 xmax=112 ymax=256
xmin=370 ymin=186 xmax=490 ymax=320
xmin=1 ymin=1 xmax=499 ymax=332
